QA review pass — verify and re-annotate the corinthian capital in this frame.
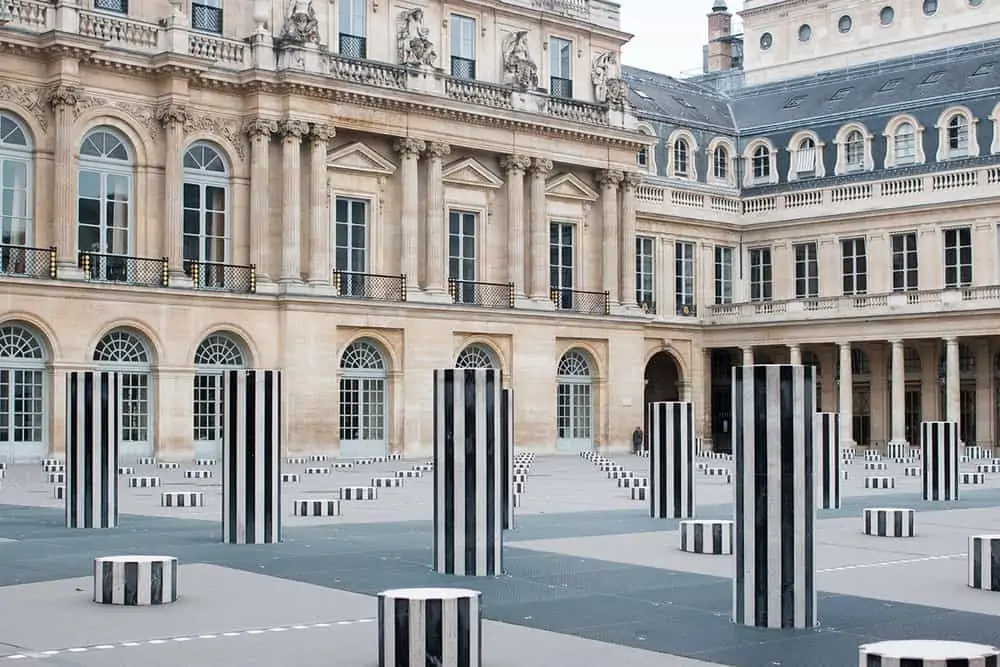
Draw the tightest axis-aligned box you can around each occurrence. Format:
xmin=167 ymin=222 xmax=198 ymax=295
xmin=500 ymin=154 xmax=532 ymax=175
xmin=244 ymin=118 xmax=278 ymax=139
xmin=156 ymin=103 xmax=188 ymax=127
xmin=531 ymin=158 xmax=554 ymax=175
xmin=46 ymin=84 xmax=79 ymax=110
xmin=622 ymin=172 xmax=642 ymax=189
xmin=425 ymin=142 xmax=451 ymax=159
xmin=596 ymin=169 xmax=624 ymax=188
xmin=280 ymin=119 xmax=310 ymax=140
xmin=393 ymin=137 xmax=426 ymax=157
xmin=310 ymin=123 xmax=336 ymax=143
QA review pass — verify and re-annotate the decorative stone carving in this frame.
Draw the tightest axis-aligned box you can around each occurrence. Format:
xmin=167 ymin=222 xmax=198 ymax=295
xmin=397 ymin=8 xmax=436 ymax=68
xmin=592 ymin=52 xmax=628 ymax=107
xmin=500 ymin=155 xmax=532 ymax=175
xmin=0 ymin=84 xmax=49 ymax=131
xmin=279 ymin=119 xmax=310 ymax=140
xmin=622 ymin=171 xmax=642 ymax=189
xmin=531 ymin=157 xmax=553 ymax=175
xmin=185 ymin=115 xmax=247 ymax=161
xmin=244 ymin=118 xmax=279 ymax=139
xmin=425 ymin=142 xmax=451 ymax=159
xmin=502 ymin=31 xmax=539 ymax=91
xmin=310 ymin=122 xmax=336 ymax=145
xmin=278 ymin=0 xmax=319 ymax=45
xmin=46 ymin=84 xmax=79 ymax=111
xmin=156 ymin=103 xmax=188 ymax=128
xmin=393 ymin=137 xmax=426 ymax=157
xmin=596 ymin=168 xmax=624 ymax=188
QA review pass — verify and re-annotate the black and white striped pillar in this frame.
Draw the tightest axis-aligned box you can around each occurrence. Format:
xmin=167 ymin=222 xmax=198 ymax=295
xmin=679 ymin=520 xmax=733 ymax=555
xmin=859 ymin=640 xmax=999 ymax=666
xmin=222 ymin=370 xmax=282 ymax=544
xmin=433 ymin=368 xmax=503 ymax=576
xmin=501 ymin=387 xmax=514 ymax=531
xmin=969 ymin=535 xmax=1000 ymax=592
xmin=94 ymin=555 xmax=178 ymax=606
xmin=815 ymin=412 xmax=840 ymax=510
xmin=377 ymin=587 xmax=481 ymax=667
xmin=921 ymin=421 xmax=960 ymax=502
xmin=66 ymin=371 xmax=121 ymax=529
xmin=863 ymin=508 xmax=915 ymax=538
xmin=733 ymin=364 xmax=817 ymax=629
xmin=648 ymin=401 xmax=695 ymax=519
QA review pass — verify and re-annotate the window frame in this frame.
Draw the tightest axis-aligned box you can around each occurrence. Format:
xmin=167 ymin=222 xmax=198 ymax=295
xmin=77 ymin=128 xmax=135 ymax=258
xmin=748 ymin=246 xmax=773 ymax=302
xmin=449 ymin=14 xmax=477 ymax=80
xmin=793 ymin=241 xmax=818 ymax=299
xmin=840 ymin=237 xmax=868 ymax=296
xmin=333 ymin=195 xmax=369 ymax=274
xmin=943 ymin=226 xmax=973 ymax=289
xmin=674 ymin=240 xmax=696 ymax=315
xmin=182 ymin=142 xmax=230 ymax=267
xmin=714 ymin=245 xmax=734 ymax=305
xmin=890 ymin=231 xmax=918 ymax=292
xmin=549 ymin=220 xmax=576 ymax=309
xmin=635 ymin=235 xmax=655 ymax=313
xmin=548 ymin=36 xmax=574 ymax=99
xmin=0 ymin=113 xmax=33 ymax=248
xmin=338 ymin=0 xmax=367 ymax=58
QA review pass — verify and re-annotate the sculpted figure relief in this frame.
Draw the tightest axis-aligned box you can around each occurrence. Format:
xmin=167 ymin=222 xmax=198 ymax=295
xmin=502 ymin=31 xmax=539 ymax=90
xmin=278 ymin=0 xmax=319 ymax=45
xmin=592 ymin=51 xmax=628 ymax=106
xmin=398 ymin=8 xmax=436 ymax=67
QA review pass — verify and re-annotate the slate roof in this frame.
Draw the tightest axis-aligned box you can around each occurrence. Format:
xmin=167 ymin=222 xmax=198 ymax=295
xmin=622 ymin=66 xmax=737 ymax=132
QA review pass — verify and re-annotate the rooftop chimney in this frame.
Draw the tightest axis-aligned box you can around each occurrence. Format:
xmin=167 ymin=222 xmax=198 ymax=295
xmin=706 ymin=0 xmax=733 ymax=73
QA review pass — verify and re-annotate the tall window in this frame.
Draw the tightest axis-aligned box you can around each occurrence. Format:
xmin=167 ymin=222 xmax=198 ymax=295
xmin=891 ymin=232 xmax=918 ymax=292
xmin=334 ymin=196 xmax=367 ymax=295
xmin=712 ymin=145 xmax=729 ymax=181
xmin=339 ymin=339 xmax=388 ymax=457
xmin=793 ymin=242 xmax=818 ymax=299
xmin=945 ymin=113 xmax=970 ymax=157
xmin=894 ymin=122 xmax=917 ymax=165
xmin=556 ymin=349 xmax=593 ymax=451
xmin=550 ymin=221 xmax=574 ymax=309
xmin=943 ymin=226 xmax=973 ymax=288
xmin=714 ymin=245 xmax=733 ymax=305
xmin=675 ymin=241 xmax=695 ymax=315
xmin=636 ymin=236 xmax=655 ymax=313
xmin=191 ymin=0 xmax=222 ymax=33
xmin=748 ymin=247 xmax=772 ymax=302
xmin=77 ymin=129 xmax=133 ymax=271
xmin=448 ymin=210 xmax=477 ymax=304
xmin=841 ymin=237 xmax=868 ymax=296
xmin=192 ymin=333 xmax=244 ymax=457
xmin=751 ymin=145 xmax=770 ymax=181
xmin=450 ymin=14 xmax=476 ymax=79
xmin=0 ymin=113 xmax=31 ymax=252
xmin=183 ymin=143 xmax=229 ymax=287
xmin=794 ymin=137 xmax=817 ymax=176
xmin=339 ymin=0 xmax=367 ymax=58
xmin=0 ymin=324 xmax=46 ymax=461
xmin=549 ymin=37 xmax=573 ymax=98
xmin=844 ymin=129 xmax=865 ymax=171
xmin=672 ymin=138 xmax=690 ymax=177
xmin=94 ymin=329 xmax=152 ymax=456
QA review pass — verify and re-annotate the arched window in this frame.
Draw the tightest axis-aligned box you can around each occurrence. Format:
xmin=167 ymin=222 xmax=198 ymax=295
xmin=94 ymin=329 xmax=152 ymax=455
xmin=894 ymin=122 xmax=917 ymax=165
xmin=794 ymin=137 xmax=817 ymax=176
xmin=0 ymin=113 xmax=32 ymax=251
xmin=712 ymin=144 xmax=729 ymax=182
xmin=672 ymin=137 xmax=690 ymax=177
xmin=946 ymin=113 xmax=970 ymax=157
xmin=751 ymin=145 xmax=771 ymax=181
xmin=78 ymin=128 xmax=133 ymax=262
xmin=456 ymin=344 xmax=497 ymax=369
xmin=0 ymin=323 xmax=46 ymax=460
xmin=183 ymin=143 xmax=230 ymax=280
xmin=193 ymin=333 xmax=245 ymax=456
xmin=556 ymin=349 xmax=593 ymax=451
xmin=844 ymin=130 xmax=865 ymax=171
xmin=339 ymin=339 xmax=388 ymax=457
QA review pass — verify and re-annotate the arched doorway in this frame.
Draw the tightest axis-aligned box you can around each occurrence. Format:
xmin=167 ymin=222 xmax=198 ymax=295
xmin=709 ymin=349 xmax=736 ymax=452
xmin=339 ymin=338 xmax=388 ymax=457
xmin=556 ymin=349 xmax=593 ymax=452
xmin=644 ymin=350 xmax=682 ymax=406
xmin=193 ymin=332 xmax=246 ymax=458
xmin=94 ymin=328 xmax=153 ymax=456
xmin=0 ymin=323 xmax=47 ymax=461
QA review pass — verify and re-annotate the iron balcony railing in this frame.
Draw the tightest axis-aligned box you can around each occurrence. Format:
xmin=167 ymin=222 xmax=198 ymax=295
xmin=550 ymin=76 xmax=573 ymax=99
xmin=79 ymin=252 xmax=168 ymax=287
xmin=333 ymin=269 xmax=406 ymax=302
xmin=448 ymin=279 xmax=514 ymax=308
xmin=185 ymin=260 xmax=256 ymax=293
xmin=450 ymin=56 xmax=476 ymax=80
xmin=0 ymin=244 xmax=56 ymax=279
xmin=339 ymin=33 xmax=367 ymax=59
xmin=550 ymin=287 xmax=610 ymax=315
xmin=191 ymin=2 xmax=223 ymax=33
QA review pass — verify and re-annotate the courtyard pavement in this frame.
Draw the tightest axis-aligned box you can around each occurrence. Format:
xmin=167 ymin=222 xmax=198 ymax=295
xmin=0 ymin=452 xmax=998 ymax=665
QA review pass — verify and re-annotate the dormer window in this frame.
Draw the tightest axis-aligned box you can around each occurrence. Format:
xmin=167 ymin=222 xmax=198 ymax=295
xmin=947 ymin=114 xmax=969 ymax=156
xmin=752 ymin=145 xmax=771 ymax=181
xmin=673 ymin=138 xmax=690 ymax=177
xmin=712 ymin=145 xmax=729 ymax=181
xmin=795 ymin=138 xmax=817 ymax=176
xmin=894 ymin=123 xmax=916 ymax=165
xmin=845 ymin=130 xmax=865 ymax=171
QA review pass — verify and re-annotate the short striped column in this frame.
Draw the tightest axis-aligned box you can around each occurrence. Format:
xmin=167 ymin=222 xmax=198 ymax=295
xmin=858 ymin=640 xmax=999 ymax=666
xmin=679 ymin=520 xmax=733 ymax=555
xmin=501 ymin=387 xmax=514 ymax=531
xmin=969 ymin=535 xmax=1000 ymax=592
xmin=222 ymin=370 xmax=282 ymax=545
xmin=94 ymin=556 xmax=178 ymax=606
xmin=648 ymin=401 xmax=695 ymax=519
xmin=863 ymin=508 xmax=915 ymax=538
xmin=815 ymin=412 xmax=840 ymax=510
xmin=733 ymin=364 xmax=817 ymax=629
xmin=921 ymin=421 xmax=960 ymax=502
xmin=433 ymin=368 xmax=503 ymax=576
xmin=66 ymin=371 xmax=121 ymax=529
xmin=377 ymin=588 xmax=481 ymax=667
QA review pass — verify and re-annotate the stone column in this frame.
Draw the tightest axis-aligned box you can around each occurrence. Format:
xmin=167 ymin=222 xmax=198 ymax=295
xmin=973 ymin=341 xmax=993 ymax=448
xmin=423 ymin=142 xmax=451 ymax=294
xmin=245 ymin=119 xmax=277 ymax=283
xmin=279 ymin=119 xmax=309 ymax=284
xmin=620 ymin=173 xmax=640 ymax=309
xmin=48 ymin=85 xmax=79 ymax=270
xmin=838 ymin=342 xmax=855 ymax=447
xmin=741 ymin=347 xmax=754 ymax=366
xmin=157 ymin=104 xmax=188 ymax=277
xmin=528 ymin=158 xmax=553 ymax=300
xmin=393 ymin=138 xmax=425 ymax=290
xmin=889 ymin=339 xmax=907 ymax=448
xmin=788 ymin=344 xmax=801 ymax=365
xmin=500 ymin=155 xmax=531 ymax=298
xmin=944 ymin=336 xmax=960 ymax=425
xmin=307 ymin=123 xmax=334 ymax=285
xmin=597 ymin=169 xmax=623 ymax=305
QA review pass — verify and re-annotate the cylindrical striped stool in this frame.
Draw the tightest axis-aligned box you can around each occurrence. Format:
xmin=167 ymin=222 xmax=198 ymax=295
xmin=630 ymin=487 xmax=647 ymax=501
xmin=184 ymin=469 xmax=213 ymax=479
xmin=679 ymin=520 xmax=733 ymax=555
xmin=287 ymin=457 xmax=308 ymax=464
xmin=904 ymin=467 xmax=921 ymax=477
xmin=161 ymin=492 xmax=204 ymax=507
xmin=281 ymin=473 xmax=300 ymax=483
xmin=396 ymin=469 xmax=422 ymax=478
xmin=864 ymin=462 xmax=887 ymax=471
xmin=864 ymin=452 xmax=882 ymax=461
xmin=976 ymin=464 xmax=1000 ymax=474
xmin=118 ymin=466 xmax=135 ymax=476
xmin=310 ymin=455 xmax=329 ymax=462
xmin=294 ymin=499 xmax=341 ymax=516
xmin=157 ymin=462 xmax=180 ymax=470
xmin=968 ymin=535 xmax=999 ymax=592
xmin=609 ymin=470 xmax=634 ymax=480
xmin=372 ymin=477 xmax=404 ymax=488
xmin=332 ymin=462 xmax=355 ymax=470
xmin=619 ymin=477 xmax=648 ymax=488
xmin=962 ymin=472 xmax=986 ymax=485
xmin=704 ymin=467 xmax=728 ymax=477
xmin=194 ymin=458 xmax=217 ymax=466
xmin=512 ymin=493 xmax=521 ymax=508
xmin=53 ymin=486 xmax=65 ymax=500
xmin=863 ymin=508 xmax=915 ymax=538
xmin=128 ymin=476 xmax=160 ymax=488
xmin=340 ymin=486 xmax=377 ymax=500
xmin=136 ymin=457 xmax=155 ymax=465
xmin=43 ymin=463 xmax=64 ymax=473
xmin=858 ymin=640 xmax=998 ymax=666
xmin=94 ymin=555 xmax=178 ymax=606
xmin=886 ymin=442 xmax=907 ymax=460
xmin=377 ymin=588 xmax=481 ymax=667
xmin=815 ymin=412 xmax=841 ymax=510
xmin=48 ymin=472 xmax=64 ymax=484
xmin=414 ymin=463 xmax=434 ymax=472
xmin=921 ymin=421 xmax=960 ymax=502
xmin=865 ymin=476 xmax=895 ymax=489
xmin=305 ymin=467 xmax=330 ymax=475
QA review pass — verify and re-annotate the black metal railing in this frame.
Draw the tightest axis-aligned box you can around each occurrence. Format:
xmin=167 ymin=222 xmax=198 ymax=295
xmin=185 ymin=260 xmax=256 ymax=293
xmin=79 ymin=252 xmax=168 ymax=287
xmin=94 ymin=0 xmax=127 ymax=12
xmin=550 ymin=287 xmax=610 ymax=315
xmin=0 ymin=244 xmax=56 ymax=279
xmin=639 ymin=300 xmax=656 ymax=315
xmin=339 ymin=33 xmax=367 ymax=59
xmin=448 ymin=279 xmax=513 ymax=308
xmin=676 ymin=302 xmax=697 ymax=317
xmin=191 ymin=3 xmax=223 ymax=33
xmin=550 ymin=76 xmax=573 ymax=99
xmin=450 ymin=56 xmax=476 ymax=80
xmin=333 ymin=269 xmax=406 ymax=302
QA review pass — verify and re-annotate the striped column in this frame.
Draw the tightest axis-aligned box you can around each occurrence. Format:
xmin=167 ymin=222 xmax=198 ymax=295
xmin=815 ymin=412 xmax=840 ymax=510
xmin=377 ymin=588 xmax=481 ymax=667
xmin=921 ymin=421 xmax=959 ymax=502
xmin=733 ymin=364 xmax=817 ymax=629
xmin=433 ymin=368 xmax=503 ymax=576
xmin=968 ymin=535 xmax=1000 ymax=592
xmin=501 ymin=388 xmax=514 ymax=531
xmin=648 ymin=401 xmax=695 ymax=519
xmin=859 ymin=640 xmax=999 ymax=666
xmin=66 ymin=371 xmax=120 ymax=529
xmin=222 ymin=370 xmax=282 ymax=544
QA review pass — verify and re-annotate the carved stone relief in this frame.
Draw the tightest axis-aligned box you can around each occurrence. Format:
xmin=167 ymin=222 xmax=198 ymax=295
xmin=592 ymin=51 xmax=628 ymax=107
xmin=278 ymin=0 xmax=320 ymax=46
xmin=0 ymin=83 xmax=49 ymax=131
xmin=397 ymin=8 xmax=436 ymax=67
xmin=502 ymin=31 xmax=539 ymax=91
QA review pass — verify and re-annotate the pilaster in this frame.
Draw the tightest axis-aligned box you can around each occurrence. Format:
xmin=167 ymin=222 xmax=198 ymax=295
xmin=423 ymin=142 xmax=451 ymax=295
xmin=157 ymin=103 xmax=189 ymax=280
xmin=245 ymin=119 xmax=278 ymax=284
xmin=500 ymin=155 xmax=531 ymax=300
xmin=307 ymin=123 xmax=335 ymax=285
xmin=597 ymin=169 xmax=623 ymax=305
xmin=619 ymin=172 xmax=640 ymax=310
xmin=48 ymin=85 xmax=81 ymax=275
xmin=279 ymin=119 xmax=309 ymax=284
xmin=393 ymin=138 xmax=425 ymax=292
xmin=528 ymin=158 xmax=554 ymax=303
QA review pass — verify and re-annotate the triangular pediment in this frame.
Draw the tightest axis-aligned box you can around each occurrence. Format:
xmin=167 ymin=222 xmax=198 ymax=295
xmin=327 ymin=142 xmax=397 ymax=175
xmin=441 ymin=158 xmax=504 ymax=189
xmin=545 ymin=173 xmax=599 ymax=201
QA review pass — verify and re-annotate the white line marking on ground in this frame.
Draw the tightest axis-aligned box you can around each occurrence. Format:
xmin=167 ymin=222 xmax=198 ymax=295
xmin=818 ymin=553 xmax=966 ymax=573
xmin=1 ymin=617 xmax=377 ymax=660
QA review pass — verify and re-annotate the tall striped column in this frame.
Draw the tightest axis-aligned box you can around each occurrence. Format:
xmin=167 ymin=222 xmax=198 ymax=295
xmin=501 ymin=388 xmax=514 ymax=531
xmin=733 ymin=364 xmax=817 ymax=629
xmin=815 ymin=412 xmax=840 ymax=510
xmin=921 ymin=421 xmax=959 ymax=502
xmin=66 ymin=371 xmax=120 ymax=529
xmin=222 ymin=370 xmax=282 ymax=544
xmin=433 ymin=368 xmax=503 ymax=576
xmin=648 ymin=401 xmax=695 ymax=519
